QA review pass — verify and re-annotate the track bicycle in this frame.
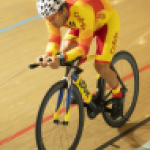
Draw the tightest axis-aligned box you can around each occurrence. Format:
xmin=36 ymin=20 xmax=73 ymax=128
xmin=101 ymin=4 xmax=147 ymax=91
xmin=30 ymin=50 xmax=139 ymax=150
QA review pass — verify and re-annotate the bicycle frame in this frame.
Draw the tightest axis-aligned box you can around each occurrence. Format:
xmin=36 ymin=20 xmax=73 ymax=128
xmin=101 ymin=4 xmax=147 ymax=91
xmin=53 ymin=53 xmax=106 ymax=125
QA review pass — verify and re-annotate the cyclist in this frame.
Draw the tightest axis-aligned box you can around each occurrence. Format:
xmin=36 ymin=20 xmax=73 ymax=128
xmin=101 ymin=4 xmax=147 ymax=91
xmin=36 ymin=0 xmax=123 ymax=119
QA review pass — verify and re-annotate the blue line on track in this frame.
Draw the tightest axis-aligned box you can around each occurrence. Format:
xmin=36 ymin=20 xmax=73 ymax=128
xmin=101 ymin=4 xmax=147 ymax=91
xmin=0 ymin=15 xmax=40 ymax=33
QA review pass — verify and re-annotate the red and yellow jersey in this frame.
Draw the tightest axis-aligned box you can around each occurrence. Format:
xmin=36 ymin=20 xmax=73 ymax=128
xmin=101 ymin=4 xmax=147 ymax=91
xmin=46 ymin=0 xmax=114 ymax=61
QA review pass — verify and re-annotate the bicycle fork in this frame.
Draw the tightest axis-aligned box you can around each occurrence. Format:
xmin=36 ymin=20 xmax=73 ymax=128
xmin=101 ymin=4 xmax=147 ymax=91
xmin=53 ymin=62 xmax=80 ymax=126
xmin=53 ymin=84 xmax=73 ymax=125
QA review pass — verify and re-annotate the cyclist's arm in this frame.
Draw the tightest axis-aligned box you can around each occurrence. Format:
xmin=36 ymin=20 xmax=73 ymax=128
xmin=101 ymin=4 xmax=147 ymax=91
xmin=45 ymin=20 xmax=61 ymax=57
xmin=63 ymin=13 xmax=95 ymax=61
xmin=63 ymin=31 xmax=93 ymax=61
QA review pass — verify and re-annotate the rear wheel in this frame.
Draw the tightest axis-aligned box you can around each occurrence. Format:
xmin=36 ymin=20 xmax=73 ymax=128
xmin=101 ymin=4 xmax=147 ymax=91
xmin=103 ymin=51 xmax=139 ymax=127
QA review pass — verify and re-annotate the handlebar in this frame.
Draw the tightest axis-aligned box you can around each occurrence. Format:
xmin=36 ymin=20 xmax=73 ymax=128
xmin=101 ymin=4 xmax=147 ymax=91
xmin=29 ymin=53 xmax=96 ymax=69
xmin=29 ymin=63 xmax=40 ymax=69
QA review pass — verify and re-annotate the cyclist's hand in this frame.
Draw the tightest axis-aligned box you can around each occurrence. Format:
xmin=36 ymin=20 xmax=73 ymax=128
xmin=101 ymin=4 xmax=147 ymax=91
xmin=48 ymin=56 xmax=60 ymax=69
xmin=36 ymin=55 xmax=48 ymax=67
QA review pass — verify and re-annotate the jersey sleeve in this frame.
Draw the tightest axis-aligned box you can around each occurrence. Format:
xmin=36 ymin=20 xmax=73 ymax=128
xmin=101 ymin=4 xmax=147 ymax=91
xmin=64 ymin=5 xmax=95 ymax=61
xmin=45 ymin=20 xmax=61 ymax=56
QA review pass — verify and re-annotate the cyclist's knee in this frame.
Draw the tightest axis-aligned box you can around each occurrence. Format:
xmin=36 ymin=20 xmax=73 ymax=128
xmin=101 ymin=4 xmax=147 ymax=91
xmin=61 ymin=40 xmax=77 ymax=53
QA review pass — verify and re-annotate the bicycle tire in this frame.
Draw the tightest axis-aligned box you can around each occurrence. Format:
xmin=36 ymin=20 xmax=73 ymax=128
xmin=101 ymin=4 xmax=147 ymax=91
xmin=35 ymin=80 xmax=84 ymax=150
xmin=102 ymin=50 xmax=139 ymax=128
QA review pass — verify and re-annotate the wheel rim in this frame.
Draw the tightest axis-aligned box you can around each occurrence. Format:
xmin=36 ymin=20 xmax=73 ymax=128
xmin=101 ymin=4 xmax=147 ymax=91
xmin=36 ymin=83 xmax=84 ymax=150
xmin=104 ymin=52 xmax=139 ymax=121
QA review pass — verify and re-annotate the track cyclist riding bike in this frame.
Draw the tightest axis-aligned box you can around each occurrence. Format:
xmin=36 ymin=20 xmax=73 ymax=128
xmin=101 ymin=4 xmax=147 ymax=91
xmin=36 ymin=0 xmax=122 ymax=119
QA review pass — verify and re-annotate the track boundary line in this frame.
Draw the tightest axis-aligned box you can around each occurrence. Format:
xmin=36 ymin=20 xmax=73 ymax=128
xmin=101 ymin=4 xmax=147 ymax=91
xmin=0 ymin=15 xmax=40 ymax=33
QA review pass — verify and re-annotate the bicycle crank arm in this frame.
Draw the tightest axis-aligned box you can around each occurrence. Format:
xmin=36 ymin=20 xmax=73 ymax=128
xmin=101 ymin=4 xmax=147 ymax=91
xmin=89 ymin=101 xmax=102 ymax=114
xmin=83 ymin=102 xmax=101 ymax=113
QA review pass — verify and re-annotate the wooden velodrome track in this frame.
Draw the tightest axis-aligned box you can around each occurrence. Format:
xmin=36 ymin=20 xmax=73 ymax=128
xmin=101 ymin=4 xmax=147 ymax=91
xmin=0 ymin=0 xmax=150 ymax=150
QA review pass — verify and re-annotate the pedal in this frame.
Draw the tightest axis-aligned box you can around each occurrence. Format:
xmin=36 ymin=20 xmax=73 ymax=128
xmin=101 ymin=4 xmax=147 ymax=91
xmin=87 ymin=111 xmax=97 ymax=119
xmin=111 ymin=98 xmax=124 ymax=119
xmin=87 ymin=106 xmax=97 ymax=119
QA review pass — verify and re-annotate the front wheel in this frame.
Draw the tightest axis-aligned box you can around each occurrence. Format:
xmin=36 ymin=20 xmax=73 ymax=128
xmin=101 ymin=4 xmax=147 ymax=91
xmin=35 ymin=80 xmax=84 ymax=150
xmin=103 ymin=51 xmax=139 ymax=128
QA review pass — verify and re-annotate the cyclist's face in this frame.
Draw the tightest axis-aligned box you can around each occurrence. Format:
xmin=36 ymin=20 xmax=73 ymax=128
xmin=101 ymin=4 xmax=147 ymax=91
xmin=45 ymin=7 xmax=68 ymax=28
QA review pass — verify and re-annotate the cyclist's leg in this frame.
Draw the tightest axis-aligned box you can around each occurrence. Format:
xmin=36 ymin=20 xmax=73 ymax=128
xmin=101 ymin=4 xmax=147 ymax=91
xmin=94 ymin=10 xmax=123 ymax=118
xmin=94 ymin=9 xmax=122 ymax=99
xmin=61 ymin=29 xmax=79 ymax=53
